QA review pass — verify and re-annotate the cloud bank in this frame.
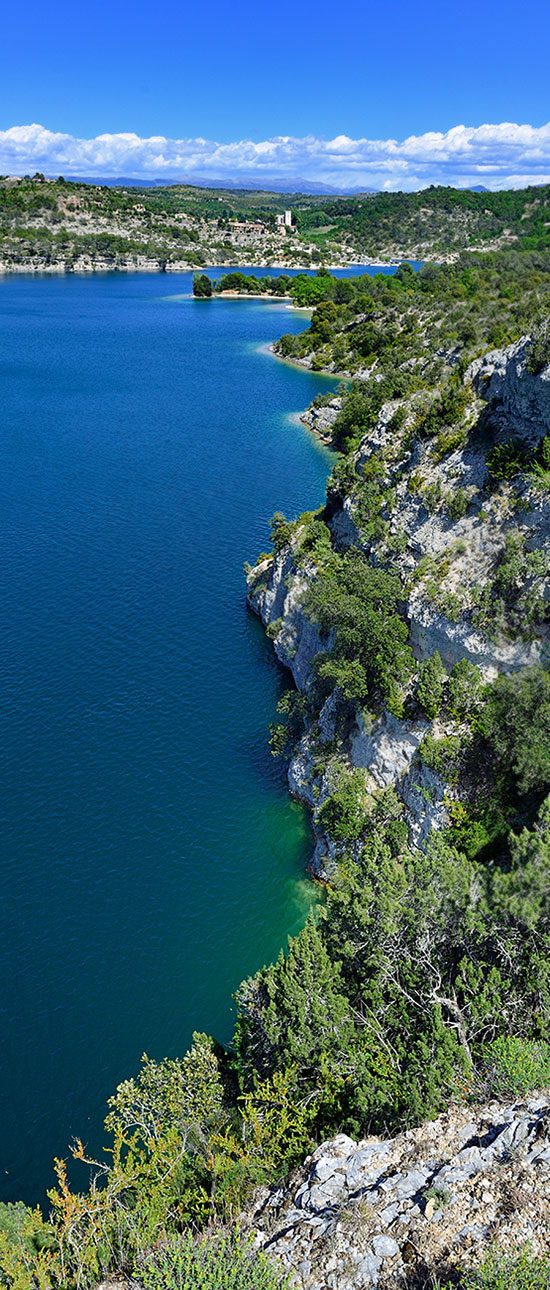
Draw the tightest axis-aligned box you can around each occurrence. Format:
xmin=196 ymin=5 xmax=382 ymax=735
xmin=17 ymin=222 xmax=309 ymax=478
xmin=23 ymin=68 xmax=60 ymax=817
xmin=1 ymin=121 xmax=550 ymax=189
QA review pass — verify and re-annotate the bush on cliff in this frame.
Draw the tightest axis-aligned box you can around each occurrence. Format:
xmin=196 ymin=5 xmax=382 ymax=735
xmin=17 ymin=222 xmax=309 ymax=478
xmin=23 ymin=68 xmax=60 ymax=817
xmin=304 ymin=549 xmax=413 ymax=707
xmin=416 ymin=650 xmax=446 ymax=718
xmin=526 ymin=312 xmax=550 ymax=374
xmin=481 ymin=666 xmax=550 ymax=794
xmin=270 ymin=512 xmax=294 ymax=552
xmin=318 ymin=767 xmax=366 ymax=842
xmin=235 ymin=912 xmax=353 ymax=1087
xmin=0 ymin=1051 xmax=311 ymax=1287
xmin=478 ymin=1035 xmax=550 ymax=1099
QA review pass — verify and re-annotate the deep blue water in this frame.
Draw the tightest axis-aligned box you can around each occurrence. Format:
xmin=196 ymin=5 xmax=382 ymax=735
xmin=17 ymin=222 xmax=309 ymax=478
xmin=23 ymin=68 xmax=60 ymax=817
xmin=0 ymin=264 xmax=400 ymax=1206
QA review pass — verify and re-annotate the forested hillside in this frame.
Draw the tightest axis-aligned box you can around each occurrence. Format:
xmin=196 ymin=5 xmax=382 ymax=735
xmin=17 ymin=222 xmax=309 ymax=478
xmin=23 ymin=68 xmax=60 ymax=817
xmin=1 ymin=174 xmax=550 ymax=272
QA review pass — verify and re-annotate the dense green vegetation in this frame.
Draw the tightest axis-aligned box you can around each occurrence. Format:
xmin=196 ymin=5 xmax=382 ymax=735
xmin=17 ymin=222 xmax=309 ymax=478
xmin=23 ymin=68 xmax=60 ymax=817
xmin=3 ymin=611 xmax=548 ymax=1285
xmin=268 ymin=251 xmax=550 ymax=377
xmin=138 ymin=1232 xmax=290 ymax=1289
xmin=304 ymin=550 xmax=414 ymax=711
xmin=192 ymin=272 xmax=213 ymax=297
xmin=206 ymin=270 xmax=293 ymax=296
xmin=237 ymin=237 xmax=550 ymax=1179
xmin=295 ymin=184 xmax=550 ymax=254
xmin=236 ymin=788 xmax=549 ymax=1130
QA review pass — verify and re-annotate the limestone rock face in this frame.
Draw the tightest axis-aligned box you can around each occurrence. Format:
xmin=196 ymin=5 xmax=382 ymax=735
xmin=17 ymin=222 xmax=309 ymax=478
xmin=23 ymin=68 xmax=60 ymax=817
xmin=246 ymin=551 xmax=332 ymax=691
xmin=248 ymin=1095 xmax=550 ymax=1290
xmin=288 ymin=736 xmax=317 ymax=808
xmin=300 ymin=397 xmax=342 ymax=443
xmin=349 ymin=710 xmax=449 ymax=846
xmin=408 ymin=596 xmax=542 ymax=678
xmin=330 ymin=493 xmax=362 ymax=548
xmin=468 ymin=337 xmax=550 ymax=444
xmin=350 ymin=710 xmax=429 ymax=788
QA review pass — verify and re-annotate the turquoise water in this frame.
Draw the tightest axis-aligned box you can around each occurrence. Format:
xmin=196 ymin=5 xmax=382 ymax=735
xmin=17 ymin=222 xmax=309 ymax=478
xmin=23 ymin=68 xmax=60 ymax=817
xmin=0 ymin=264 xmax=406 ymax=1206
xmin=0 ymin=270 xmax=341 ymax=1206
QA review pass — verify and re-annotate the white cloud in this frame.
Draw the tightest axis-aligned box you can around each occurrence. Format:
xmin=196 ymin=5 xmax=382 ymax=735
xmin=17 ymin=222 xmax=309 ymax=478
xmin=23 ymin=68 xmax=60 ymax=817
xmin=1 ymin=121 xmax=550 ymax=189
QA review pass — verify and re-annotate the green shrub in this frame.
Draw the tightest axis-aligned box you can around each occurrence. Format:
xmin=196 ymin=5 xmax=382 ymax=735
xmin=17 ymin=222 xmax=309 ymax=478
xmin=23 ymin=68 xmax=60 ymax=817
xmin=457 ymin=1249 xmax=550 ymax=1290
xmin=418 ymin=731 xmax=463 ymax=783
xmin=235 ymin=912 xmax=354 ymax=1090
xmin=296 ymin=516 xmax=332 ymax=565
xmin=268 ymin=689 xmax=308 ymax=758
xmin=277 ymin=333 xmax=299 ymax=358
xmin=304 ymin=549 xmax=413 ymax=707
xmin=423 ymin=1185 xmax=451 ymax=1207
xmin=432 ymin=424 xmax=468 ymax=462
xmin=445 ymin=486 xmax=470 ymax=521
xmin=266 ymin=618 xmax=282 ymax=641
xmin=486 ymin=439 xmax=526 ymax=482
xmin=416 ymin=651 xmax=446 ymax=719
xmin=530 ymin=434 xmax=550 ymax=488
xmin=138 ymin=1232 xmax=290 ymax=1290
xmin=387 ymin=405 xmax=407 ymax=433
xmin=539 ymin=434 xmax=550 ymax=470
xmin=422 ymin=480 xmax=443 ymax=514
xmin=481 ymin=666 xmax=550 ymax=794
xmin=478 ymin=1036 xmax=550 ymax=1099
xmin=270 ymin=512 xmax=293 ymax=552
xmin=354 ymin=478 xmax=388 ymax=541
xmin=526 ymin=314 xmax=550 ymax=374
xmin=415 ymin=375 xmax=470 ymax=439
xmin=473 ymin=534 xmax=549 ymax=642
xmin=446 ymin=659 xmax=483 ymax=719
xmin=319 ymin=768 xmax=366 ymax=842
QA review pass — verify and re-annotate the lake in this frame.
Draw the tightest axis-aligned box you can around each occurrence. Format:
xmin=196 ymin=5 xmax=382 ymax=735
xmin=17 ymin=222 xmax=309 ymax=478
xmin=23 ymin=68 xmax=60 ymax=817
xmin=0 ymin=265 xmax=392 ymax=1205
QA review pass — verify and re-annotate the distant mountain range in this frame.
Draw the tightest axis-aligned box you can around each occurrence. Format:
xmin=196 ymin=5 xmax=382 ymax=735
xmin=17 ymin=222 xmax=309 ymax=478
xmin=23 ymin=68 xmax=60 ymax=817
xmin=55 ymin=174 xmax=379 ymax=195
xmin=40 ymin=173 xmax=490 ymax=195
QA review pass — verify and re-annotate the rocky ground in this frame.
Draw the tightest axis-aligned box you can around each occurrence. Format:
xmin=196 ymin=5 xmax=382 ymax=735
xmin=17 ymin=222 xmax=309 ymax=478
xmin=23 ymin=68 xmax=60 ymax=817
xmin=246 ymin=1094 xmax=550 ymax=1289
xmin=96 ymin=1094 xmax=550 ymax=1290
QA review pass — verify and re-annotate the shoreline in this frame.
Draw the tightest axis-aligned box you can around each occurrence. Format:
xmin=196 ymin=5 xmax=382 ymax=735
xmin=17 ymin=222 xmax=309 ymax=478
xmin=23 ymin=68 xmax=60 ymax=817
xmin=0 ymin=255 xmax=403 ymax=279
xmin=286 ymin=409 xmax=336 ymax=447
xmin=217 ymin=291 xmax=314 ymax=312
xmin=217 ymin=289 xmax=291 ymax=300
xmin=263 ymin=337 xmax=348 ymax=383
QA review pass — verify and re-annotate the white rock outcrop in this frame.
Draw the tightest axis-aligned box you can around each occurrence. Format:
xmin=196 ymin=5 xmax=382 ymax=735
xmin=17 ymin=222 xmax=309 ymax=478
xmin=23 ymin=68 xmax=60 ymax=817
xmin=408 ymin=597 xmax=541 ymax=678
xmin=247 ymin=551 xmax=332 ymax=691
xmin=468 ymin=337 xmax=550 ymax=443
xmin=248 ymin=1095 xmax=550 ymax=1290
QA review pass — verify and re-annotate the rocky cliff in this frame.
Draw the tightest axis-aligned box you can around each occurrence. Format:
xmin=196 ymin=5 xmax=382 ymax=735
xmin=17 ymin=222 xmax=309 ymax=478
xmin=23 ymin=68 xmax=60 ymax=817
xmin=469 ymin=337 xmax=550 ymax=444
xmin=247 ymin=336 xmax=550 ymax=876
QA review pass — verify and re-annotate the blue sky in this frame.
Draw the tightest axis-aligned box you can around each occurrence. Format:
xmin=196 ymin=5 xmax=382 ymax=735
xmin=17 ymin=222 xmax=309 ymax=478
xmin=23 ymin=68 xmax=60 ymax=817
xmin=1 ymin=0 xmax=550 ymax=187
